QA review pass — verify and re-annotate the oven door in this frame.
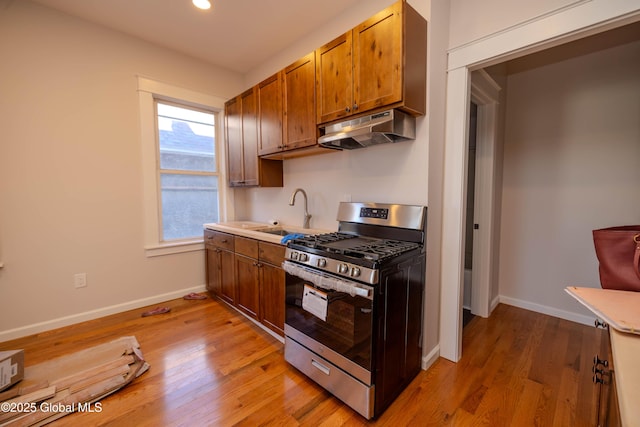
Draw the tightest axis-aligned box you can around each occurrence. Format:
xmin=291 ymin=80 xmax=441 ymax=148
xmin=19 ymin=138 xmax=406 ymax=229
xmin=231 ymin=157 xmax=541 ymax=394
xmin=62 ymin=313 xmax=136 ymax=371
xmin=283 ymin=261 xmax=375 ymax=377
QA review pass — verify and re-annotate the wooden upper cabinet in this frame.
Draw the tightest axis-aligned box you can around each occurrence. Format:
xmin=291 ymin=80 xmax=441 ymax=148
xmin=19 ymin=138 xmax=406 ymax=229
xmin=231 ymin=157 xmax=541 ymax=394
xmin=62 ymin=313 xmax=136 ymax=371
xmin=316 ymin=0 xmax=426 ymax=125
xmin=225 ymin=96 xmax=244 ymax=185
xmin=239 ymin=88 xmax=259 ymax=186
xmin=315 ymin=32 xmax=353 ymax=124
xmin=353 ymin=1 xmax=403 ymax=114
xmin=283 ymin=52 xmax=317 ymax=152
xmin=257 ymin=73 xmax=283 ymax=156
xmin=225 ymin=88 xmax=282 ymax=187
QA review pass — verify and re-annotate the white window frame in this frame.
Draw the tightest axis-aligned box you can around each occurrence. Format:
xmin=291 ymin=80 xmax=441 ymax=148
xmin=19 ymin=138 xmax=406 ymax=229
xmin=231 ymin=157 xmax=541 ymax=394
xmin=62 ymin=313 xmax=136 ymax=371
xmin=138 ymin=76 xmax=228 ymax=257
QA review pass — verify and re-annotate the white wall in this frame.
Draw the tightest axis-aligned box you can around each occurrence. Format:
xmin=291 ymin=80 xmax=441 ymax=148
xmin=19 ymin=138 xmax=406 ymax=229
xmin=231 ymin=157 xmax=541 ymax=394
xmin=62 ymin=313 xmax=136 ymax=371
xmin=0 ymin=0 xmax=243 ymax=339
xmin=448 ymin=0 xmax=580 ymax=49
xmin=499 ymin=39 xmax=640 ymax=318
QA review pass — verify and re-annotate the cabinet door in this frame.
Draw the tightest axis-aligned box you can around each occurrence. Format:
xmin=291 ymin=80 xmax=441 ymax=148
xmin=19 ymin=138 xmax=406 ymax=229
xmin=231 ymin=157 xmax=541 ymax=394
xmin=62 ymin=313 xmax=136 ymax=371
xmin=260 ymin=262 xmax=285 ymax=336
xmin=235 ymin=254 xmax=260 ymax=319
xmin=257 ymin=73 xmax=283 ymax=156
xmin=205 ymin=248 xmax=221 ymax=295
xmin=219 ymin=249 xmax=236 ymax=305
xmin=240 ymin=88 xmax=259 ymax=186
xmin=353 ymin=1 xmax=403 ymax=114
xmin=315 ymin=31 xmax=353 ymax=124
xmin=225 ymin=96 xmax=244 ymax=185
xmin=283 ymin=53 xmax=317 ymax=151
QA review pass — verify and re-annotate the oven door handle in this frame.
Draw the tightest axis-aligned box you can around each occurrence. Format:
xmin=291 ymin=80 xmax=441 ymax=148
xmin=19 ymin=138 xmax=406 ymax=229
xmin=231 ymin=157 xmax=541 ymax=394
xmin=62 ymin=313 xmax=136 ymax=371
xmin=283 ymin=261 xmax=373 ymax=299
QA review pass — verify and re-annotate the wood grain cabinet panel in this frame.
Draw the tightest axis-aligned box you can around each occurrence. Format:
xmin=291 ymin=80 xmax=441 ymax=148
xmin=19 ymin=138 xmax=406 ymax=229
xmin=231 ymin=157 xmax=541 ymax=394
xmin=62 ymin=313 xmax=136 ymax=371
xmin=257 ymin=73 xmax=283 ymax=156
xmin=235 ymin=254 xmax=261 ymax=320
xmin=259 ymin=241 xmax=285 ymax=335
xmin=315 ymin=32 xmax=353 ymax=124
xmin=204 ymin=230 xmax=235 ymax=304
xmin=225 ymin=88 xmax=282 ymax=187
xmin=283 ymin=52 xmax=317 ymax=152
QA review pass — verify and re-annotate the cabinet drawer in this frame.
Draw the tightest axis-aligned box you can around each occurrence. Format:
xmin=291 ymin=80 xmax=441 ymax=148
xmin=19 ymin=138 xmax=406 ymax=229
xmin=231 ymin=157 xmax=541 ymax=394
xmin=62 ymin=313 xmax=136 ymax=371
xmin=259 ymin=241 xmax=285 ymax=265
xmin=204 ymin=229 xmax=234 ymax=251
xmin=235 ymin=236 xmax=259 ymax=258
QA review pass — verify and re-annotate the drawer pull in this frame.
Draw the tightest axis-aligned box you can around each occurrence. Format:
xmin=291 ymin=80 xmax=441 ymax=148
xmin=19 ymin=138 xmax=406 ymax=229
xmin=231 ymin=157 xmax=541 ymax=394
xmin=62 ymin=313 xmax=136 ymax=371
xmin=593 ymin=355 xmax=609 ymax=368
xmin=594 ymin=319 xmax=608 ymax=329
xmin=311 ymin=359 xmax=330 ymax=376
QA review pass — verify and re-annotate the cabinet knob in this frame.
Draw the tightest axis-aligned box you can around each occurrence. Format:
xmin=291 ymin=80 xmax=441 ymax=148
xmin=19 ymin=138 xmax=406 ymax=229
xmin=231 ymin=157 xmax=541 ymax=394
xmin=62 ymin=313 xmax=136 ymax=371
xmin=594 ymin=319 xmax=608 ymax=329
xmin=593 ymin=355 xmax=609 ymax=368
xmin=345 ymin=106 xmax=350 ymax=113
xmin=592 ymin=374 xmax=604 ymax=384
xmin=353 ymin=103 xmax=358 ymax=111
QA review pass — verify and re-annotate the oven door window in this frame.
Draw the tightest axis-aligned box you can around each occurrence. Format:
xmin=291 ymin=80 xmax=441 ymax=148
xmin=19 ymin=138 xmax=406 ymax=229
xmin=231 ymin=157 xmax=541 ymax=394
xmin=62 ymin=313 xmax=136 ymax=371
xmin=285 ymin=273 xmax=373 ymax=371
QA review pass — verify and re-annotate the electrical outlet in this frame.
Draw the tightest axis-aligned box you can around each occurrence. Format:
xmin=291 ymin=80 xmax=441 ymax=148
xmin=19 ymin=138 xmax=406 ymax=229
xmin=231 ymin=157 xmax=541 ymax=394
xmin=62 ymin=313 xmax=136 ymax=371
xmin=74 ymin=273 xmax=87 ymax=288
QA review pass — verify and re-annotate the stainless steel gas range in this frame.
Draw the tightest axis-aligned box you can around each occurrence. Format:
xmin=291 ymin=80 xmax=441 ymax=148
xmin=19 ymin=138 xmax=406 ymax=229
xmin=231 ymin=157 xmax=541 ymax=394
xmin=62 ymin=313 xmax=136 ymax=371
xmin=283 ymin=202 xmax=426 ymax=419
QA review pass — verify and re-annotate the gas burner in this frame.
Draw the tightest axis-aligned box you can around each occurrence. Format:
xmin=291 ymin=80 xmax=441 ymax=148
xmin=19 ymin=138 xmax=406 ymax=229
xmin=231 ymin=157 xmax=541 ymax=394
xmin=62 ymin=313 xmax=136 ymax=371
xmin=343 ymin=240 xmax=420 ymax=261
xmin=290 ymin=232 xmax=356 ymax=249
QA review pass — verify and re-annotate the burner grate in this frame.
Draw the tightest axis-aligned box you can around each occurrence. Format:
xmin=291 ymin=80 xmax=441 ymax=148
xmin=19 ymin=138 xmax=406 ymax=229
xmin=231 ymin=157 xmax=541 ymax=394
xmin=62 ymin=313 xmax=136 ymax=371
xmin=344 ymin=241 xmax=420 ymax=261
xmin=291 ymin=232 xmax=357 ymax=249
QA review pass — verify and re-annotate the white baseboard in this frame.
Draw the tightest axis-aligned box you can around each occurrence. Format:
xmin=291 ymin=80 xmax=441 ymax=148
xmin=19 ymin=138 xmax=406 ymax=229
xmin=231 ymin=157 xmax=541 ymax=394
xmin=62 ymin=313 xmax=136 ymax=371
xmin=0 ymin=285 xmax=207 ymax=343
xmin=499 ymin=295 xmax=595 ymax=326
xmin=422 ymin=344 xmax=440 ymax=370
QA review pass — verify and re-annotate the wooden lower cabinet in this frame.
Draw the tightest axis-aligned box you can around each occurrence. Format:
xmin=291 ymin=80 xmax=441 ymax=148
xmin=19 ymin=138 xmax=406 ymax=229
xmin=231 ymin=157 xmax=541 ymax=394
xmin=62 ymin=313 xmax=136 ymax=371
xmin=205 ymin=230 xmax=285 ymax=337
xmin=235 ymin=253 xmax=261 ymax=319
xmin=259 ymin=261 xmax=285 ymax=336
xmin=205 ymin=230 xmax=235 ymax=305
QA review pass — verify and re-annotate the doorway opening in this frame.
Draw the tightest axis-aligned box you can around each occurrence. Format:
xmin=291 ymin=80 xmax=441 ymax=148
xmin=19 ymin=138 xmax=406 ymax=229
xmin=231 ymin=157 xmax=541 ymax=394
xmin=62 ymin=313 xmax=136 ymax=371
xmin=463 ymin=101 xmax=478 ymax=328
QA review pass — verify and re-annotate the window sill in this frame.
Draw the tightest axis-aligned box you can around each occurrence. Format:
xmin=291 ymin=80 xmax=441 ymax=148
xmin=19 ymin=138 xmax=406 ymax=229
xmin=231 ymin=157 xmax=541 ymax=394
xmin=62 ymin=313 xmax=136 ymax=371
xmin=145 ymin=239 xmax=204 ymax=257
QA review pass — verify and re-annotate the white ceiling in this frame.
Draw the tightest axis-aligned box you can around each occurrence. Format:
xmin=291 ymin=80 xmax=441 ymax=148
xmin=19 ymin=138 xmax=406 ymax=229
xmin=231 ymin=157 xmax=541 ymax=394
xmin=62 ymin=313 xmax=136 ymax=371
xmin=31 ymin=0 xmax=362 ymax=74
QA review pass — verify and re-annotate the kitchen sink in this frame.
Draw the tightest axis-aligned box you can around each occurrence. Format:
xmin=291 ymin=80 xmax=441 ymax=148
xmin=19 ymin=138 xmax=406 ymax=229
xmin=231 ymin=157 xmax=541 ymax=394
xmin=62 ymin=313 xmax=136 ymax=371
xmin=259 ymin=229 xmax=299 ymax=236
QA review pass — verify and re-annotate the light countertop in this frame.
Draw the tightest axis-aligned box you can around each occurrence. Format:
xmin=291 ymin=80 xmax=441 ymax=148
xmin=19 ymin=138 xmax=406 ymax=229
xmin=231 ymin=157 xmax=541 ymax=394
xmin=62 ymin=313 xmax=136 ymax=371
xmin=204 ymin=221 xmax=332 ymax=245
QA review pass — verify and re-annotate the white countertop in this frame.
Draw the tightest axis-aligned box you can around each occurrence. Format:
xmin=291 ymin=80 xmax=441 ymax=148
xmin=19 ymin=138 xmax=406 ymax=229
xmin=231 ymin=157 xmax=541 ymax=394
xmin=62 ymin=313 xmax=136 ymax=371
xmin=204 ymin=221 xmax=332 ymax=245
xmin=609 ymin=327 xmax=640 ymax=426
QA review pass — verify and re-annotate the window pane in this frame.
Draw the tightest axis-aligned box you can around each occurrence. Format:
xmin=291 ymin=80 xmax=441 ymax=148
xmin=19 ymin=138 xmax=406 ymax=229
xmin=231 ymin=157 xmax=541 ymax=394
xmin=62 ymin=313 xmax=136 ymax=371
xmin=160 ymin=173 xmax=219 ymax=240
xmin=157 ymin=103 xmax=215 ymax=172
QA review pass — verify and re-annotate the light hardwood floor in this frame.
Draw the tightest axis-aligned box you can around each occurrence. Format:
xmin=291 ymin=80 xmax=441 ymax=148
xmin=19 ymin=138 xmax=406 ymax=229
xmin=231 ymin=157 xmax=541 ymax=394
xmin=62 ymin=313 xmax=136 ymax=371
xmin=0 ymin=295 xmax=603 ymax=426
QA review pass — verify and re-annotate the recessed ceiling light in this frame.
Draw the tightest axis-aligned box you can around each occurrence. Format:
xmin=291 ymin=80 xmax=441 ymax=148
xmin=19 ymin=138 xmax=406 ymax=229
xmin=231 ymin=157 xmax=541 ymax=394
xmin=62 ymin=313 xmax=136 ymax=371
xmin=192 ymin=0 xmax=211 ymax=10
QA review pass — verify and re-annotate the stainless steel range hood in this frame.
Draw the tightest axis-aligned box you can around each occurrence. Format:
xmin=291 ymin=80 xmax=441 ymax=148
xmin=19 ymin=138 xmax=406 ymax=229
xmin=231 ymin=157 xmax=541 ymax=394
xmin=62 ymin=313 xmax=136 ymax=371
xmin=318 ymin=109 xmax=416 ymax=150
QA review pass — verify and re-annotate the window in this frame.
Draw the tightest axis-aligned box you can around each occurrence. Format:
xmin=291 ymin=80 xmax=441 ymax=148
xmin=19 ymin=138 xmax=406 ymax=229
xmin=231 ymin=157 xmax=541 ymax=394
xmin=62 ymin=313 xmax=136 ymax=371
xmin=138 ymin=77 xmax=227 ymax=256
xmin=156 ymin=102 xmax=218 ymax=241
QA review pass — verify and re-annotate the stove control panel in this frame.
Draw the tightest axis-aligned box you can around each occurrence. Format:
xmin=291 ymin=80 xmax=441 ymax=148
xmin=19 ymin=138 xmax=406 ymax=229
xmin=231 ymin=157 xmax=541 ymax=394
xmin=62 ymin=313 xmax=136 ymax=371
xmin=285 ymin=248 xmax=378 ymax=285
xmin=360 ymin=207 xmax=388 ymax=219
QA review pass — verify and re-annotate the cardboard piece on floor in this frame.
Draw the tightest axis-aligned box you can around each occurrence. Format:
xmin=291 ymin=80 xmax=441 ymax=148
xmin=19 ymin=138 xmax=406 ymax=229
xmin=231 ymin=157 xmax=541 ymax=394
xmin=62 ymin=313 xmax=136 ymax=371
xmin=0 ymin=336 xmax=149 ymax=426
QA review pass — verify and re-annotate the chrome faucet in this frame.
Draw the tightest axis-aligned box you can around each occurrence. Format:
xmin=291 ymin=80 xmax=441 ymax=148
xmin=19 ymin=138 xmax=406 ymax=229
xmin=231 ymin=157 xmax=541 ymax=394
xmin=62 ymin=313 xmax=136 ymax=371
xmin=289 ymin=188 xmax=312 ymax=229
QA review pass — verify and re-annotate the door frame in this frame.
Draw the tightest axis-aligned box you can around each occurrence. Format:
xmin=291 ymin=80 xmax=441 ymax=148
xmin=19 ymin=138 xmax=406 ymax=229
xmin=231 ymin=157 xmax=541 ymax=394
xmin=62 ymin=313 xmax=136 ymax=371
xmin=438 ymin=1 xmax=640 ymax=363
xmin=469 ymin=70 xmax=501 ymax=318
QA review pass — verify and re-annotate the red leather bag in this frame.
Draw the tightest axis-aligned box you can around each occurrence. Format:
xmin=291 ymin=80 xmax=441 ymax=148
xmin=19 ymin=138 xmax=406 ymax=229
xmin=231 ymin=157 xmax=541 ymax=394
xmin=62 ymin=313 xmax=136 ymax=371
xmin=592 ymin=226 xmax=640 ymax=291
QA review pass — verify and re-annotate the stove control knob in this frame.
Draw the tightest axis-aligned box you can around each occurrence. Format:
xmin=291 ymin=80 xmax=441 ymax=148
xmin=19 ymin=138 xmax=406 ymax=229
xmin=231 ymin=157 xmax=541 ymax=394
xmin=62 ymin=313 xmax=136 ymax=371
xmin=338 ymin=264 xmax=349 ymax=274
xmin=317 ymin=258 xmax=327 ymax=268
xmin=290 ymin=251 xmax=299 ymax=260
xmin=299 ymin=253 xmax=309 ymax=262
xmin=350 ymin=267 xmax=361 ymax=277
